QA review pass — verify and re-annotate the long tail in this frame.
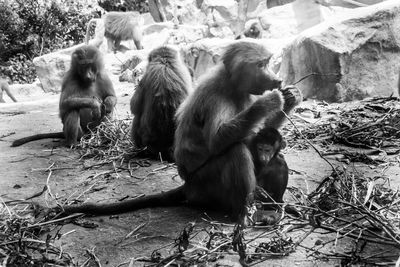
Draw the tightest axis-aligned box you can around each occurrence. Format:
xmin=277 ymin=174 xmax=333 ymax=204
xmin=11 ymin=132 xmax=64 ymax=147
xmin=61 ymin=185 xmax=186 ymax=215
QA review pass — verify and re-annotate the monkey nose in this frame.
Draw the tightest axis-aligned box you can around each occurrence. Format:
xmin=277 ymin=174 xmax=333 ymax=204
xmin=275 ymin=79 xmax=282 ymax=89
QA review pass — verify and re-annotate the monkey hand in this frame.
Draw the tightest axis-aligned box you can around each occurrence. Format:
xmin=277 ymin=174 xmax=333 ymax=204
xmin=280 ymin=85 xmax=302 ymax=112
xmin=253 ymin=89 xmax=284 ymax=115
xmin=103 ymin=96 xmax=116 ymax=114
xmin=92 ymin=97 xmax=102 ymax=119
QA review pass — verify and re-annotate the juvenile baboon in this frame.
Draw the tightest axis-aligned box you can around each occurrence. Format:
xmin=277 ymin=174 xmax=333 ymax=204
xmin=249 ymin=127 xmax=288 ymax=204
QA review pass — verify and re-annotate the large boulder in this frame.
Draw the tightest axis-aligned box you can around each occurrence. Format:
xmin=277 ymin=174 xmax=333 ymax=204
xmin=147 ymin=0 xmax=267 ymax=38
xmin=279 ymin=0 xmax=400 ymax=102
xmin=182 ymin=38 xmax=292 ymax=81
xmin=148 ymin=0 xmax=207 ymax=24
xmin=257 ymin=0 xmax=349 ymax=39
xmin=142 ymin=22 xmax=208 ymax=50
xmin=319 ymin=0 xmax=386 ymax=8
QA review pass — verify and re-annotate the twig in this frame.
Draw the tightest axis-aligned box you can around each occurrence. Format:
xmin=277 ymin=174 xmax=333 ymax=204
xmin=283 ymin=111 xmax=337 ymax=173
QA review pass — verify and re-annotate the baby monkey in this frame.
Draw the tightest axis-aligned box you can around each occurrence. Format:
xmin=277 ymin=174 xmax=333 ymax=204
xmin=250 ymin=127 xmax=288 ymax=204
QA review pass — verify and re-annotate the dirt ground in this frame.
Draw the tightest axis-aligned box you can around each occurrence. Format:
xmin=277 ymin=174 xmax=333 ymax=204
xmin=1 ymin=69 xmax=399 ymax=266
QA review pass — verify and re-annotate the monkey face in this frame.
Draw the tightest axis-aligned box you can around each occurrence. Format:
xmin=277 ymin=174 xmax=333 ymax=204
xmin=79 ymin=65 xmax=98 ymax=83
xmin=249 ymin=60 xmax=282 ymax=95
xmin=256 ymin=143 xmax=277 ymax=163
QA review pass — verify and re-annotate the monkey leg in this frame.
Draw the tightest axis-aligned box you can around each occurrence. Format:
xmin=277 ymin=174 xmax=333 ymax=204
xmin=80 ymin=108 xmax=102 ymax=132
xmin=184 ymin=143 xmax=256 ymax=222
xmin=63 ymin=111 xmax=83 ymax=146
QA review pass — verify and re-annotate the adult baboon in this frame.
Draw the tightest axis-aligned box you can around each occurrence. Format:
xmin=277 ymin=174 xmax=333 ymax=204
xmin=86 ymin=11 xmax=144 ymax=52
xmin=11 ymin=45 xmax=117 ymax=147
xmin=131 ymin=45 xmax=192 ymax=160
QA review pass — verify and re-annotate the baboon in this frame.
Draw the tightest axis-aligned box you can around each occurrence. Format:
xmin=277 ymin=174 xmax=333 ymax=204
xmin=131 ymin=46 xmax=192 ymax=160
xmin=57 ymin=42 xmax=302 ymax=224
xmin=11 ymin=45 xmax=117 ymax=147
xmin=249 ymin=127 xmax=288 ymax=203
xmin=86 ymin=11 xmax=144 ymax=52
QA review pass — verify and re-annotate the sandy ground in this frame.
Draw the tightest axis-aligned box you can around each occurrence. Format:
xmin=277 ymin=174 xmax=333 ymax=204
xmin=1 ymin=59 xmax=399 ymax=266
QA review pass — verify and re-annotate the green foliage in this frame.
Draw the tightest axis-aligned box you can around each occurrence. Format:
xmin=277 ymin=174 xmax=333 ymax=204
xmin=0 ymin=54 xmax=37 ymax=84
xmin=98 ymin=0 xmax=149 ymax=13
xmin=0 ymin=0 xmax=98 ymax=83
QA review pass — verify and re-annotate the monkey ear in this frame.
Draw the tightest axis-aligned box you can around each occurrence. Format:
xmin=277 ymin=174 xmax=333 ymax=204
xmin=281 ymin=139 xmax=287 ymax=150
xmin=281 ymin=140 xmax=287 ymax=150
xmin=212 ymin=54 xmax=220 ymax=64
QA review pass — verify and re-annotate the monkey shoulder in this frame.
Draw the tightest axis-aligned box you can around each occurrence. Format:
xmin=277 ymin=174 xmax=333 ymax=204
xmin=96 ymin=73 xmax=116 ymax=96
xmin=272 ymin=153 xmax=288 ymax=167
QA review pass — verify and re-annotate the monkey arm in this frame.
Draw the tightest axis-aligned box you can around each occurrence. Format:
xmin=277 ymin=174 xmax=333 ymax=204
xmin=130 ymin=83 xmax=145 ymax=115
xmin=61 ymin=97 xmax=101 ymax=111
xmin=208 ymin=90 xmax=283 ymax=155
xmin=264 ymin=86 xmax=302 ymax=129
xmin=103 ymin=95 xmax=117 ymax=113
xmin=60 ymin=97 xmax=101 ymax=121
xmin=98 ymin=74 xmax=117 ymax=114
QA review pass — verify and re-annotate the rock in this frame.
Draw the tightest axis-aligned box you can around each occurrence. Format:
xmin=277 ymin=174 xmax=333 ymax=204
xmin=279 ymin=0 xmax=400 ymax=102
xmin=257 ymin=0 xmax=349 ymax=39
xmin=146 ymin=0 xmax=265 ymax=39
xmin=148 ymin=0 xmax=207 ymax=25
xmin=182 ymin=38 xmax=291 ymax=81
xmin=267 ymin=0 xmax=295 ymax=8
xmin=142 ymin=22 xmax=207 ymax=49
xmin=119 ymin=53 xmax=145 ymax=83
xmin=317 ymin=0 xmax=386 ymax=8
xmin=8 ymin=82 xmax=45 ymax=102
xmin=182 ymin=38 xmax=230 ymax=80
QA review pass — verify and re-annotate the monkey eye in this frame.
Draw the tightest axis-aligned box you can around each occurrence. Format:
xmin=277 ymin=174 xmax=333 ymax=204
xmin=257 ymin=61 xmax=267 ymax=69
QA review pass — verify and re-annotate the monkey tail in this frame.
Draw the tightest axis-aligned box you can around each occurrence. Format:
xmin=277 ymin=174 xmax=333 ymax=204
xmin=61 ymin=185 xmax=186 ymax=216
xmin=85 ymin=18 xmax=98 ymax=45
xmin=11 ymin=132 xmax=64 ymax=147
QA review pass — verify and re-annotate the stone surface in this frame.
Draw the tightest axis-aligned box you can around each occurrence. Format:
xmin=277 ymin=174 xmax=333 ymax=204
xmin=142 ymin=22 xmax=207 ymax=50
xmin=257 ymin=0 xmax=349 ymax=39
xmin=318 ymin=0 xmax=386 ymax=8
xmin=182 ymin=38 xmax=292 ymax=81
xmin=279 ymin=0 xmax=400 ymax=102
xmin=148 ymin=0 xmax=206 ymax=25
